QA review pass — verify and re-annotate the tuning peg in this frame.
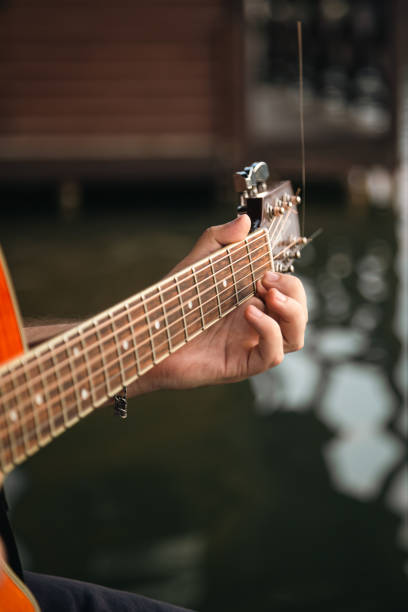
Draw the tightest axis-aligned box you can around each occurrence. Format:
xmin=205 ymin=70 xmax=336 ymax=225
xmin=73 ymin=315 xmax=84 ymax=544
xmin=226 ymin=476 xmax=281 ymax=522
xmin=250 ymin=161 xmax=270 ymax=184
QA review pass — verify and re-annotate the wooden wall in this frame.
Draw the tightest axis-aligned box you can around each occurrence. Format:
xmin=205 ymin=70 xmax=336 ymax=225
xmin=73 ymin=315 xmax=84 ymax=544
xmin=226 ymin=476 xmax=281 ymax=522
xmin=0 ymin=0 xmax=244 ymax=180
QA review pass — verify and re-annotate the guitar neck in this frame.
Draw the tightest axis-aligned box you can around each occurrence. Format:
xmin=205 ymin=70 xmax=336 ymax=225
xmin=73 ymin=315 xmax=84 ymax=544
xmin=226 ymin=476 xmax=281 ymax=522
xmin=0 ymin=227 xmax=272 ymax=477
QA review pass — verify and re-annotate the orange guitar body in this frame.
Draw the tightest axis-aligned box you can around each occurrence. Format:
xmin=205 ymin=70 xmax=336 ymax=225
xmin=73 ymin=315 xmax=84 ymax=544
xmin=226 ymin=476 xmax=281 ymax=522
xmin=0 ymin=250 xmax=40 ymax=611
xmin=0 ymin=249 xmax=25 ymax=366
xmin=0 ymin=561 xmax=40 ymax=612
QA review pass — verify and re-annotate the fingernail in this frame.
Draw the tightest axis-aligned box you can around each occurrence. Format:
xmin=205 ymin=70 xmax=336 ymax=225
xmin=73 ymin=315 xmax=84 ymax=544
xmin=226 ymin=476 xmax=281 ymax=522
xmin=273 ymin=289 xmax=287 ymax=302
xmin=263 ymin=271 xmax=280 ymax=286
xmin=248 ymin=304 xmax=263 ymax=318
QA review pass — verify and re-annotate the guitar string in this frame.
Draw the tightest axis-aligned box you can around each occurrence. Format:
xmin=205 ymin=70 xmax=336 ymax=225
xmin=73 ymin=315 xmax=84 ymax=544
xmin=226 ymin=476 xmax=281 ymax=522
xmin=0 ymin=252 xmax=287 ymax=450
xmin=297 ymin=21 xmax=306 ymax=237
xmin=0 ymin=246 xmax=274 ymax=424
xmin=0 ymin=233 xmax=269 ymax=396
xmin=1 ymin=230 xmax=267 ymax=373
xmin=1 ymin=235 xmax=302 ymax=461
xmin=0 ymin=260 xmax=270 ymax=458
xmin=1 ymin=204 xmax=293 ymax=396
xmin=0 ymin=212 xmax=289 ymax=397
xmin=0 ymin=212 xmax=300 ymax=450
xmin=0 ymin=212 xmax=297 ymax=425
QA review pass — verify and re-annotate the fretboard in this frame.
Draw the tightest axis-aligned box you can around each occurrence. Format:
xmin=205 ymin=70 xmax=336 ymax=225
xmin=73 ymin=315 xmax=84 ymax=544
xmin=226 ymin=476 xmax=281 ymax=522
xmin=0 ymin=228 xmax=272 ymax=476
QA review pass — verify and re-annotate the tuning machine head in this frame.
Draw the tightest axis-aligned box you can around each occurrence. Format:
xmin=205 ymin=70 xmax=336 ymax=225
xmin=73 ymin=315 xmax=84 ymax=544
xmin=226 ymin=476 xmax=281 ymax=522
xmin=234 ymin=161 xmax=270 ymax=195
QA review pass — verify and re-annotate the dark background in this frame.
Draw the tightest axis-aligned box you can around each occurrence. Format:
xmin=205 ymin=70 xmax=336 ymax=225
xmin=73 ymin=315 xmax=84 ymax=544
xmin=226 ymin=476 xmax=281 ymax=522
xmin=1 ymin=1 xmax=407 ymax=610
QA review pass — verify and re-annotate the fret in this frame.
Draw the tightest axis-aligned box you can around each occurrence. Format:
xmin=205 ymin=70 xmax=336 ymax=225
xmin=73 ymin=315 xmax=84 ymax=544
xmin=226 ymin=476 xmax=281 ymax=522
xmin=211 ymin=253 xmax=235 ymax=317
xmin=42 ymin=344 xmax=66 ymax=435
xmin=13 ymin=365 xmax=40 ymax=455
xmin=191 ymin=267 xmax=205 ymax=329
xmin=77 ymin=328 xmax=95 ymax=416
xmin=124 ymin=300 xmax=142 ymax=377
xmin=82 ymin=322 xmax=111 ymax=404
xmin=209 ymin=258 xmax=222 ymax=318
xmin=49 ymin=349 xmax=71 ymax=428
xmin=4 ymin=369 xmax=26 ymax=464
xmin=38 ymin=350 xmax=66 ymax=435
xmin=161 ymin=279 xmax=185 ymax=351
xmin=178 ymin=271 xmax=202 ymax=340
xmin=157 ymin=286 xmax=173 ymax=353
xmin=95 ymin=316 xmax=121 ymax=395
xmin=92 ymin=320 xmax=111 ymax=399
xmin=141 ymin=293 xmax=157 ymax=365
xmin=143 ymin=290 xmax=169 ymax=364
xmin=62 ymin=339 xmax=82 ymax=423
xmin=108 ymin=311 xmax=127 ymax=388
xmin=21 ymin=361 xmax=52 ymax=446
xmin=227 ymin=248 xmax=240 ymax=305
xmin=263 ymin=227 xmax=274 ymax=270
xmin=8 ymin=369 xmax=33 ymax=457
xmin=229 ymin=242 xmax=253 ymax=303
xmin=247 ymin=232 xmax=272 ymax=283
xmin=174 ymin=277 xmax=189 ymax=342
xmin=112 ymin=305 xmax=138 ymax=386
xmin=194 ymin=259 xmax=219 ymax=328
xmin=26 ymin=355 xmax=59 ymax=438
xmin=129 ymin=297 xmax=152 ymax=374
xmin=245 ymin=237 xmax=257 ymax=292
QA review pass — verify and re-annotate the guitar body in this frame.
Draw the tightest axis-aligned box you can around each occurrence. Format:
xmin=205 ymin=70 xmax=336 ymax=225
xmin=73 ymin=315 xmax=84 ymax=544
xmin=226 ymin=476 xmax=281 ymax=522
xmin=0 ymin=251 xmax=40 ymax=611
xmin=0 ymin=248 xmax=26 ymax=366
xmin=0 ymin=561 xmax=40 ymax=612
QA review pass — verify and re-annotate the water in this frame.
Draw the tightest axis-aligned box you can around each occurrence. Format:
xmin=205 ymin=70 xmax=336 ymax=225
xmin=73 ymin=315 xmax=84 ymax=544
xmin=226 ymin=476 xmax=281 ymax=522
xmin=1 ymin=187 xmax=407 ymax=611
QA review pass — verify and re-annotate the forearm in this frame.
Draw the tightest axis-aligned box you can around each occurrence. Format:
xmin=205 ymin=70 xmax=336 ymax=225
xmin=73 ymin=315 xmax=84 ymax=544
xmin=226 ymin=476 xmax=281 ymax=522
xmin=24 ymin=320 xmax=77 ymax=349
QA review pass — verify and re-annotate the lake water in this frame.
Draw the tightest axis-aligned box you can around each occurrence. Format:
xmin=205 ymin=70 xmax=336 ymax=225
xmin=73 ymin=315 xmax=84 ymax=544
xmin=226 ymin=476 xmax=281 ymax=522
xmin=1 ymin=183 xmax=407 ymax=611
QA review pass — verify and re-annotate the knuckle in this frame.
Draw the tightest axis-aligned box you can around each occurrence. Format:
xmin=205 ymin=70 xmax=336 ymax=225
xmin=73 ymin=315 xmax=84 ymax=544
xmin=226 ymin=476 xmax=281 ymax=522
xmin=269 ymin=351 xmax=284 ymax=368
xmin=204 ymin=226 xmax=215 ymax=238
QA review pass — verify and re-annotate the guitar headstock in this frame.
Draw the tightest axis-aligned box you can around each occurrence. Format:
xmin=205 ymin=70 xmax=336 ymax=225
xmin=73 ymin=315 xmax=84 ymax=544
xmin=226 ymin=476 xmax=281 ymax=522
xmin=234 ymin=161 xmax=307 ymax=273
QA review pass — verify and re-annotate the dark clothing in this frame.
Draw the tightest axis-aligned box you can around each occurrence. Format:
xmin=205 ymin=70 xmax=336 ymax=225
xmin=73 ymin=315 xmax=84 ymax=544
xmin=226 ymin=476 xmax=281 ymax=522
xmin=25 ymin=572 xmax=193 ymax=612
xmin=1 ymin=488 xmax=194 ymax=612
xmin=0 ymin=488 xmax=23 ymax=579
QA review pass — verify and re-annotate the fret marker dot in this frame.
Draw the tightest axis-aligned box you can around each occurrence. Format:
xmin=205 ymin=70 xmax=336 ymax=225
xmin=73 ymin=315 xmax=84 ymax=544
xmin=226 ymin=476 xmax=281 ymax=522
xmin=81 ymin=389 xmax=89 ymax=400
xmin=35 ymin=393 xmax=43 ymax=405
xmin=73 ymin=347 xmax=80 ymax=357
xmin=222 ymin=279 xmax=228 ymax=288
xmin=122 ymin=340 xmax=129 ymax=351
xmin=9 ymin=410 xmax=18 ymax=423
xmin=154 ymin=321 xmax=161 ymax=330
xmin=188 ymin=301 xmax=193 ymax=310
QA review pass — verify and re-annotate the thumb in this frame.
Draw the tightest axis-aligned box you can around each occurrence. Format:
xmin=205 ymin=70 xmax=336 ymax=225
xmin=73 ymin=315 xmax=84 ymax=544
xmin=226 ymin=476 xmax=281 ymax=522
xmin=188 ymin=214 xmax=251 ymax=261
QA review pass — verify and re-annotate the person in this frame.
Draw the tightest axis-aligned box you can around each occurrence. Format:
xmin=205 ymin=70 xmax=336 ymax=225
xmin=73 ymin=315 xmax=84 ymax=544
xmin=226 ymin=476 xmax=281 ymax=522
xmin=1 ymin=214 xmax=308 ymax=611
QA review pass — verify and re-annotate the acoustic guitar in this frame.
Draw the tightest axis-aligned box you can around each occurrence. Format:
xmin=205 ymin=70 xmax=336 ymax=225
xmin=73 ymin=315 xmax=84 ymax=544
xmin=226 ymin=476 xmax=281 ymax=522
xmin=0 ymin=162 xmax=305 ymax=610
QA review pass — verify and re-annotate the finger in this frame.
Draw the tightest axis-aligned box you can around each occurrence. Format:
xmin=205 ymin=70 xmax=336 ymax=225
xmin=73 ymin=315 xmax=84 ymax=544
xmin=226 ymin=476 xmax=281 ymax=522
xmin=244 ymin=304 xmax=284 ymax=373
xmin=262 ymin=288 xmax=307 ymax=352
xmin=261 ymin=271 xmax=307 ymax=312
xmin=187 ymin=214 xmax=251 ymax=261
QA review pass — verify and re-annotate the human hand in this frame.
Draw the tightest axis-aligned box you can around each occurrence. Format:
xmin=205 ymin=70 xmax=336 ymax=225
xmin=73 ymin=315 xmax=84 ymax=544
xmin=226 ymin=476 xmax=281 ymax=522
xmin=130 ymin=215 xmax=308 ymax=395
